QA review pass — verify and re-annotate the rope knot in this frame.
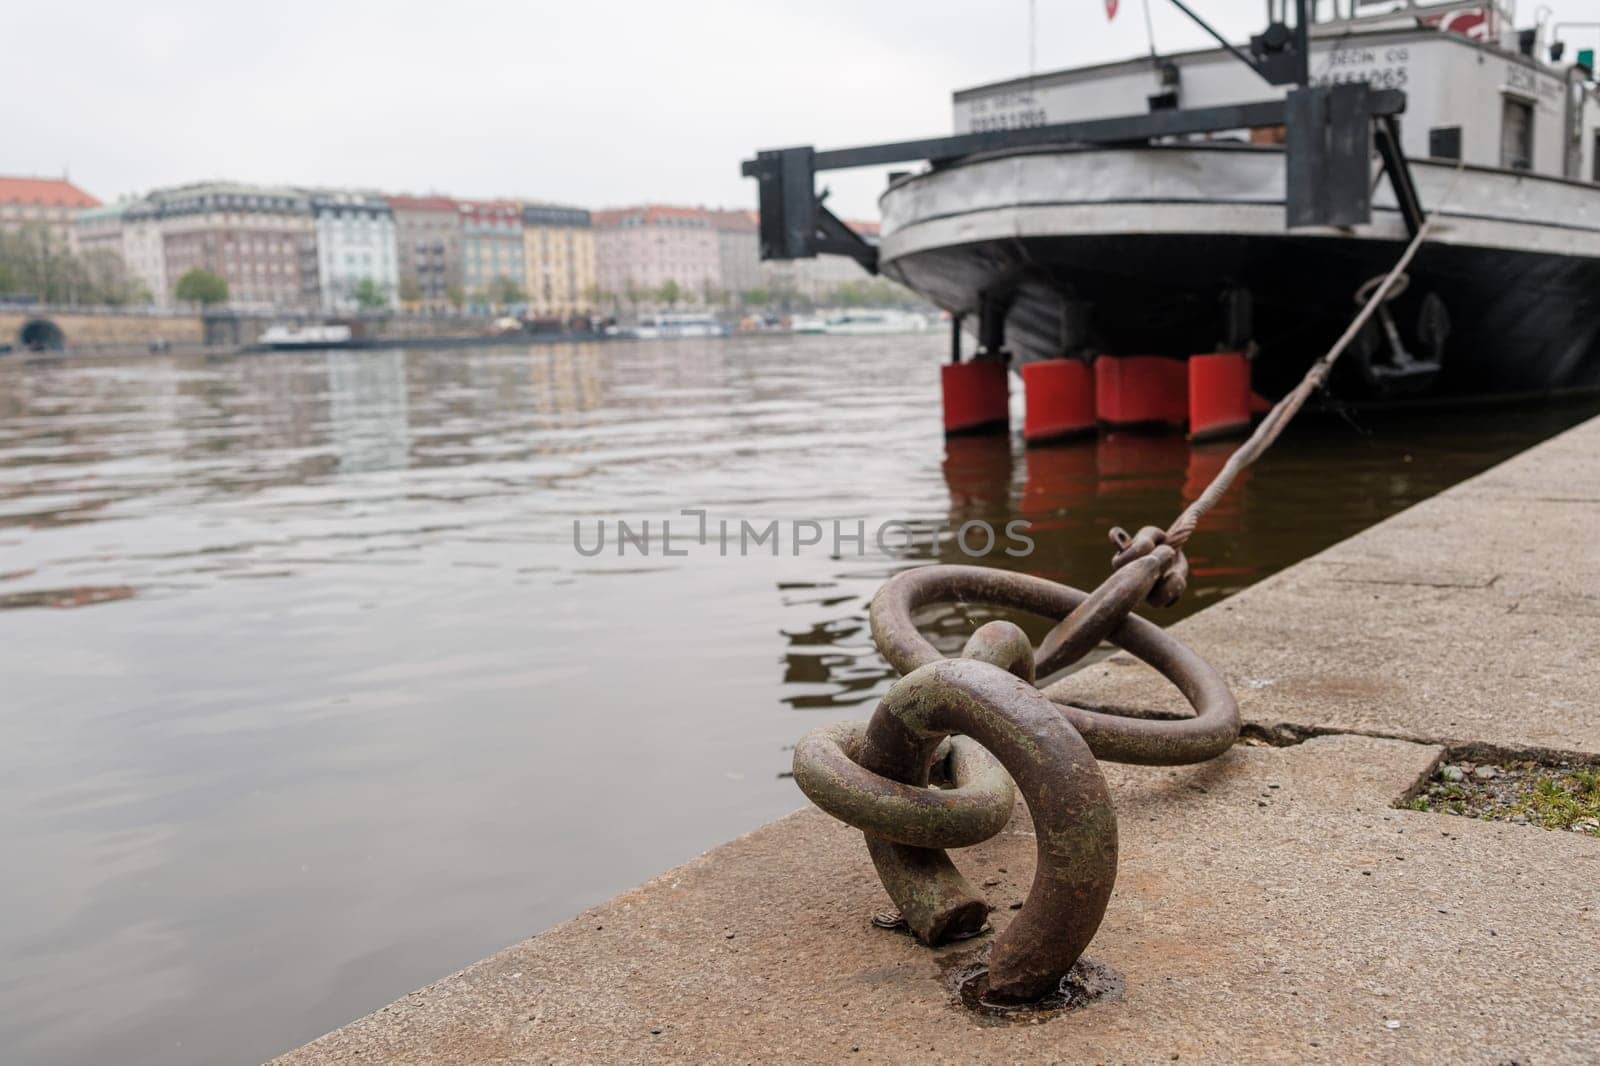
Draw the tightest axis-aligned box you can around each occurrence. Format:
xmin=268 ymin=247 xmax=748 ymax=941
xmin=1108 ymin=525 xmax=1189 ymax=608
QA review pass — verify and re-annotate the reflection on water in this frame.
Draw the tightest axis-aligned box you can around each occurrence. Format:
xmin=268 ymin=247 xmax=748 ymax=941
xmin=0 ymin=336 xmax=1595 ymax=1066
xmin=327 ymin=351 xmax=410 ymax=474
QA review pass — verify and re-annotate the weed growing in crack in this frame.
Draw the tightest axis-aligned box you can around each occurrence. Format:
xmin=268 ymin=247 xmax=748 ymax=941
xmin=1401 ymin=754 xmax=1600 ymax=837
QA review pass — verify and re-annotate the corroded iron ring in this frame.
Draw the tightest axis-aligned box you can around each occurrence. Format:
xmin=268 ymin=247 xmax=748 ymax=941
xmin=1110 ymin=524 xmax=1190 ymax=607
xmin=1034 ymin=546 xmax=1173 ymax=675
xmin=870 ymin=565 xmax=1238 ymax=765
xmin=792 ymin=721 xmax=1017 ymax=849
xmin=853 ymin=657 xmax=1118 ymax=1002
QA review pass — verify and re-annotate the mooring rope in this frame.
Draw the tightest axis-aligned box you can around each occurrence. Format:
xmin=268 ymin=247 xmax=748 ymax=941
xmin=1145 ymin=164 xmax=1465 ymax=562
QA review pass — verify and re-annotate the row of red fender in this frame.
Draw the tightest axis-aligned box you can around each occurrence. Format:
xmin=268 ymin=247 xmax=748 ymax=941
xmin=942 ymin=353 xmax=1264 ymax=442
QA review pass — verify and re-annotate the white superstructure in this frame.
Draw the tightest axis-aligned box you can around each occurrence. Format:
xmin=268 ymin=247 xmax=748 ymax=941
xmin=953 ymin=17 xmax=1600 ymax=182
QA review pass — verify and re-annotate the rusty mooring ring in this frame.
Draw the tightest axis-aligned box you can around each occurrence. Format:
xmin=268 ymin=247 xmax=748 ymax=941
xmin=795 ymin=654 xmax=1117 ymax=1003
xmin=792 ymin=721 xmax=1017 ymax=849
xmin=869 ymin=564 xmax=1238 ymax=765
xmin=795 ymin=565 xmax=1237 ymax=1004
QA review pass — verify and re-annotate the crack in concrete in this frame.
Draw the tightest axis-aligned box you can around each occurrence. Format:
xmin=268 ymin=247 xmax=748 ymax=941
xmin=1464 ymin=493 xmax=1600 ymax=505
xmin=1046 ymin=698 xmax=1599 ymax=772
xmin=1238 ymin=722 xmax=1600 ymax=818
xmin=1326 ymin=574 xmax=1501 ymax=590
xmin=1240 ymin=719 xmax=1600 ymax=765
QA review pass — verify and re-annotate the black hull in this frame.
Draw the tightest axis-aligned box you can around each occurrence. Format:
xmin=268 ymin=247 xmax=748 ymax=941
xmin=883 ymin=234 xmax=1600 ymax=399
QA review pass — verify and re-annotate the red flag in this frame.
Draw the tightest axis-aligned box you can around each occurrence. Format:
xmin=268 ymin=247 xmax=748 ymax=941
xmin=1442 ymin=9 xmax=1488 ymax=39
xmin=1105 ymin=0 xmax=1119 ymax=18
xmin=1421 ymin=8 xmax=1489 ymax=40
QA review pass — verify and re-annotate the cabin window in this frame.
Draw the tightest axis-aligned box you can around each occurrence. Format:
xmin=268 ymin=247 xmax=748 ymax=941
xmin=1428 ymin=127 xmax=1462 ymax=161
xmin=1500 ymin=97 xmax=1534 ymax=171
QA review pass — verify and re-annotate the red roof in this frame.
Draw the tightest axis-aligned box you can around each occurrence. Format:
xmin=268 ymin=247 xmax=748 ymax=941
xmin=707 ymin=208 xmax=758 ymax=233
xmin=702 ymin=206 xmax=875 ymax=237
xmin=0 ymin=175 xmax=99 ymax=208
xmin=456 ymin=198 xmax=521 ymax=222
xmin=387 ymin=194 xmax=458 ymax=212
xmin=593 ymin=204 xmax=712 ymax=228
xmin=458 ymin=198 xmax=520 ymax=211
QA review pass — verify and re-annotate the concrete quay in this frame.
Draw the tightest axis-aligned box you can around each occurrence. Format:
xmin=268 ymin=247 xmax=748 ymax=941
xmin=273 ymin=416 xmax=1600 ymax=1065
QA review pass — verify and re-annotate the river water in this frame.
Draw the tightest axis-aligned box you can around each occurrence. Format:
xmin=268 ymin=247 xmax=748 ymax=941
xmin=1 ymin=335 xmax=1595 ymax=1065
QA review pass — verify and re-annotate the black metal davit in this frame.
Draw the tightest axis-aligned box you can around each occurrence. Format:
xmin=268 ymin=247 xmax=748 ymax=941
xmin=740 ymin=0 xmax=1428 ymax=270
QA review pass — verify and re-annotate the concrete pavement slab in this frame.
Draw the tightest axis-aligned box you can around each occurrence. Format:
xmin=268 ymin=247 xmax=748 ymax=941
xmin=273 ymin=735 xmax=1599 ymax=1065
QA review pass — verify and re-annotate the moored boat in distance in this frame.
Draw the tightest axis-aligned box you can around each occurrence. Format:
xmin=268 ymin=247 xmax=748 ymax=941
xmin=615 ymin=312 xmax=730 ymax=340
xmin=259 ymin=323 xmax=354 ymax=350
xmin=822 ymin=309 xmax=931 ymax=335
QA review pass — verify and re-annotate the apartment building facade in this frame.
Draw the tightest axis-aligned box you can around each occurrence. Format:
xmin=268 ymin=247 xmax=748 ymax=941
xmin=592 ymin=205 xmax=721 ymax=306
xmin=0 ymin=175 xmax=99 ymax=251
xmin=389 ymin=195 xmax=463 ymax=309
xmin=521 ymin=204 xmax=595 ymax=320
xmin=148 ymin=182 xmax=318 ymax=310
xmin=707 ymin=209 xmax=762 ymax=304
xmin=308 ymin=189 xmax=399 ymax=312
xmin=459 ymin=200 xmax=525 ymax=304
xmin=77 ymin=200 xmax=168 ymax=306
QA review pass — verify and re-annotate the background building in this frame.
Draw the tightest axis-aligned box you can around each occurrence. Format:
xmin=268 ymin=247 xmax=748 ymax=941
xmin=11 ymin=170 xmax=900 ymax=315
xmin=389 ymin=195 xmax=462 ymax=310
xmin=593 ymin=205 xmax=721 ymax=308
xmin=76 ymin=199 xmax=167 ymax=306
xmin=521 ymin=204 xmax=594 ymax=320
xmin=151 ymin=182 xmax=318 ymax=311
xmin=459 ymin=200 xmax=525 ymax=307
xmin=764 ymin=220 xmax=883 ymax=305
xmin=119 ymin=202 xmax=168 ymax=307
xmin=307 ymin=189 xmax=399 ymax=313
xmin=74 ymin=202 xmax=124 ymax=261
xmin=707 ymin=209 xmax=761 ymax=307
xmin=0 ymin=175 xmax=99 ymax=250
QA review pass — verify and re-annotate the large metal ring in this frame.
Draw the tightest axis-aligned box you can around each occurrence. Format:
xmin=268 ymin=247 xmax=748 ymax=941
xmin=792 ymin=721 xmax=1017 ymax=849
xmin=848 ymin=657 xmax=1118 ymax=1002
xmin=869 ymin=565 xmax=1238 ymax=765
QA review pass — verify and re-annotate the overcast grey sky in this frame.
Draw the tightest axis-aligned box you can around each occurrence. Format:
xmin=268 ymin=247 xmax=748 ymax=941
xmin=5 ymin=1 xmax=1596 ymax=218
